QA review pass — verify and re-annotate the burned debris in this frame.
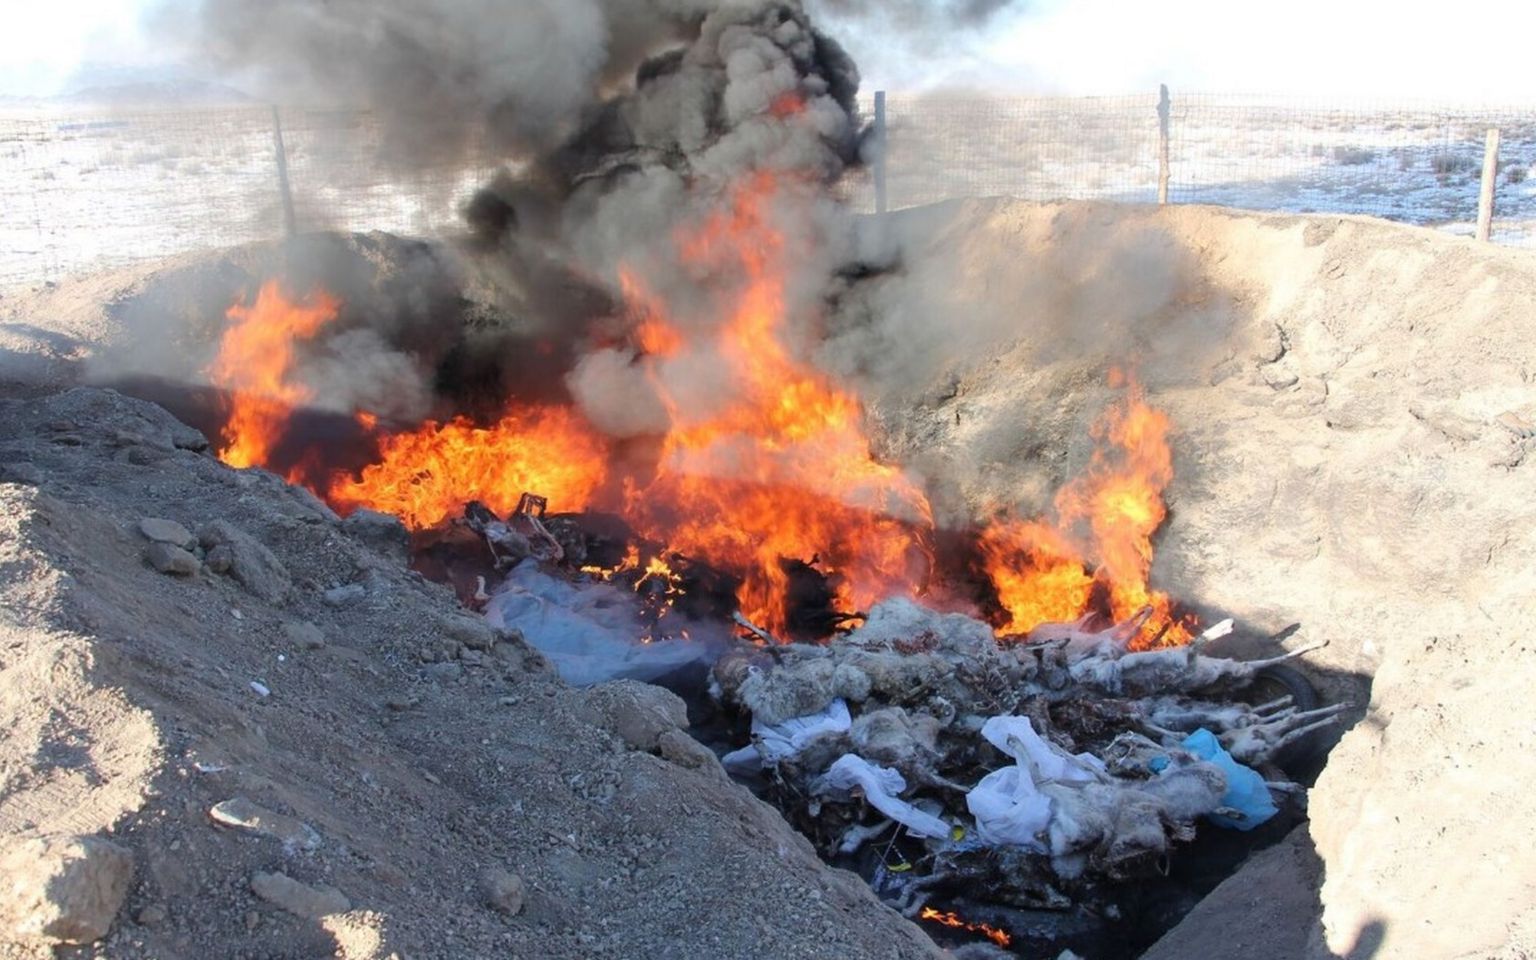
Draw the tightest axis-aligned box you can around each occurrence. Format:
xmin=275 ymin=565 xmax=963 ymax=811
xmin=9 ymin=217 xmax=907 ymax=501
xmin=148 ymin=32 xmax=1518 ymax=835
xmin=442 ymin=495 xmax=1342 ymax=955
xmin=708 ymin=600 xmax=1342 ymax=954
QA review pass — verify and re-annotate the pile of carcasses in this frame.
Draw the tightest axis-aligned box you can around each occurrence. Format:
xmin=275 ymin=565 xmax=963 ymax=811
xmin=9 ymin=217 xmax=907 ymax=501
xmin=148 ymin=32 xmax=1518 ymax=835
xmin=712 ymin=599 xmax=1345 ymax=921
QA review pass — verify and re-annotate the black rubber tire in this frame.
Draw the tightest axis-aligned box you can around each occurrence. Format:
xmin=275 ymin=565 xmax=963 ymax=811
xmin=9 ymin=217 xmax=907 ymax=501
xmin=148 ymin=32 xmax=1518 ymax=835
xmin=1246 ymin=663 xmax=1321 ymax=713
xmin=1243 ymin=663 xmax=1329 ymax=774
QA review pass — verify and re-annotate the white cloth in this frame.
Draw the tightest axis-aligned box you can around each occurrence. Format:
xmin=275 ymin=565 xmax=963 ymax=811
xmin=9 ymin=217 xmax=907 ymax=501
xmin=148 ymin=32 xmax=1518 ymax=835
xmin=967 ymin=716 xmax=1103 ymax=848
xmin=722 ymin=699 xmax=853 ymax=771
xmin=816 ymin=754 xmax=950 ymax=839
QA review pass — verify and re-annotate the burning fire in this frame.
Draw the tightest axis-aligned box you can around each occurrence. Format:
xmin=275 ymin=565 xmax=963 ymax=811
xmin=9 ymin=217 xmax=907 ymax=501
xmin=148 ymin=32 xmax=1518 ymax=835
xmin=326 ymin=407 xmax=609 ymax=530
xmin=619 ymin=173 xmax=934 ymax=633
xmin=202 ymin=197 xmax=1188 ymax=647
xmin=207 ymin=281 xmax=338 ymax=472
xmin=919 ymin=907 xmax=1012 ymax=948
xmin=980 ymin=371 xmax=1194 ymax=649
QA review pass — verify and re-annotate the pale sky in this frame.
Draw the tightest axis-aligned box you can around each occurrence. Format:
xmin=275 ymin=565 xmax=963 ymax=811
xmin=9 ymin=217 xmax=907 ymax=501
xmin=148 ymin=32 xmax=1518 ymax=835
xmin=3 ymin=0 xmax=1534 ymax=102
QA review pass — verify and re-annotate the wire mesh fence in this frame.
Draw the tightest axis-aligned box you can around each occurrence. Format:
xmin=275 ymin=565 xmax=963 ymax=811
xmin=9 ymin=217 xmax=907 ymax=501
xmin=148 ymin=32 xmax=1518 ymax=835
xmin=5 ymin=92 xmax=1536 ymax=287
xmin=0 ymin=104 xmax=495 ymax=288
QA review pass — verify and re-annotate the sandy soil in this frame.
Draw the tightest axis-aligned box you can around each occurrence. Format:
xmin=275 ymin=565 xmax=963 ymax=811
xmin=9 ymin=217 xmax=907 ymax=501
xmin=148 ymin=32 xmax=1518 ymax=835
xmin=0 ymin=388 xmax=942 ymax=959
xmin=4 ymin=200 xmax=1535 ymax=959
xmin=859 ymin=199 xmax=1536 ymax=959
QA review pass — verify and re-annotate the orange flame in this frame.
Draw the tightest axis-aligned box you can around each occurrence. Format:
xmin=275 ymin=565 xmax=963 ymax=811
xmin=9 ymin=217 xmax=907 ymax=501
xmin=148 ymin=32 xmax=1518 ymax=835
xmin=980 ymin=374 xmax=1193 ymax=649
xmin=919 ymin=907 xmax=1012 ymax=948
xmin=207 ymin=281 xmax=338 ymax=470
xmin=768 ymin=91 xmax=807 ymax=118
xmin=326 ymin=407 xmax=609 ymax=530
xmin=620 ymin=173 xmax=934 ymax=633
xmin=204 ymin=192 xmax=1191 ymax=647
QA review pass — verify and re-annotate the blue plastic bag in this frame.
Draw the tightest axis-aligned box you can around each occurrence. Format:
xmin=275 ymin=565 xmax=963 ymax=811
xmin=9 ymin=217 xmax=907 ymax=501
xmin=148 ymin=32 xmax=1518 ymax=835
xmin=1180 ymin=728 xmax=1279 ymax=831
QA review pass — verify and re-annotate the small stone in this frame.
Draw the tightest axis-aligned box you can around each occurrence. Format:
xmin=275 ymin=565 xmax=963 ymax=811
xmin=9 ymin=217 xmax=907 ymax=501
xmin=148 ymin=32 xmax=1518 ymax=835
xmin=249 ymin=871 xmax=350 ymax=919
xmin=340 ymin=509 xmax=411 ymax=564
xmin=244 ymin=911 xmax=259 ymax=932
xmin=478 ymin=868 xmax=525 ymax=916
xmin=0 ymin=835 xmax=134 ymax=945
xmin=135 ymin=904 xmax=167 ymax=927
xmin=323 ymin=583 xmax=367 ymax=607
xmin=458 ymin=649 xmax=485 ymax=667
xmin=209 ymin=797 xmax=320 ymax=853
xmin=371 ymin=863 xmax=407 ymax=887
xmin=385 ymin=695 xmax=418 ymax=712
xmin=580 ymin=680 xmax=689 ymax=752
xmin=205 ymin=543 xmax=233 ymax=574
xmin=145 ymin=542 xmax=201 ymax=576
xmin=1260 ymin=362 xmax=1300 ymax=390
xmin=138 ymin=518 xmax=195 ymax=550
xmin=196 ymin=521 xmax=291 ymax=603
xmin=282 ymin=620 xmax=326 ymax=650
xmin=657 ymin=729 xmax=727 ymax=778
xmin=424 ymin=662 xmax=463 ymax=683
xmin=439 ymin=614 xmax=498 ymax=652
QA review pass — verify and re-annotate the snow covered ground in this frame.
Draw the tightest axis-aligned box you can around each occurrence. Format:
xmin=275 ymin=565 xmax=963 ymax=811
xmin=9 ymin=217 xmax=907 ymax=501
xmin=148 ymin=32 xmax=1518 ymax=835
xmin=4 ymin=94 xmax=1535 ymax=289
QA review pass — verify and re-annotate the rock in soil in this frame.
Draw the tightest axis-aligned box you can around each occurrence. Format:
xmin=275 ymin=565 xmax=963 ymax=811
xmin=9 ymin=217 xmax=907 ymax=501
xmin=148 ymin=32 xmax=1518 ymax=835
xmin=478 ymin=868 xmax=526 ymax=916
xmin=580 ymin=680 xmax=689 ymax=752
xmin=0 ymin=835 xmax=134 ymax=945
xmin=340 ymin=508 xmax=411 ymax=565
xmin=282 ymin=619 xmax=326 ymax=650
xmin=145 ymin=540 xmax=201 ymax=576
xmin=137 ymin=516 xmax=195 ymax=549
xmin=196 ymin=519 xmax=291 ymax=602
xmin=250 ymin=871 xmax=351 ymax=919
xmin=208 ymin=797 xmax=321 ymax=853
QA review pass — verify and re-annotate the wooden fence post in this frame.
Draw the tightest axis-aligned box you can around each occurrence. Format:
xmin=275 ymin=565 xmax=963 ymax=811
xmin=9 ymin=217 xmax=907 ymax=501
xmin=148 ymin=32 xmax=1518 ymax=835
xmin=1477 ymin=127 xmax=1500 ymax=242
xmin=271 ymin=105 xmax=297 ymax=239
xmin=874 ymin=90 xmax=888 ymax=215
xmin=1157 ymin=84 xmax=1171 ymax=205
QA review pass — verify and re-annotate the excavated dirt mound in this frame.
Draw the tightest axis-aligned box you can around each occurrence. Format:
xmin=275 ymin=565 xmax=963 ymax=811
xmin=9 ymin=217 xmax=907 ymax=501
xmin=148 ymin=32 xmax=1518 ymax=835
xmin=4 ymin=200 xmax=1535 ymax=959
xmin=856 ymin=200 xmax=1536 ymax=959
xmin=0 ymin=389 xmax=943 ymax=960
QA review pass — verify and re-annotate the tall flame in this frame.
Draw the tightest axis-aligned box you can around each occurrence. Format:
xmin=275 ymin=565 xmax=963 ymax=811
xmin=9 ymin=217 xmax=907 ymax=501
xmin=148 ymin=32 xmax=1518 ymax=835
xmin=207 ymin=281 xmax=338 ymax=470
xmin=620 ymin=173 xmax=934 ymax=632
xmin=980 ymin=372 xmax=1192 ymax=649
xmin=202 ymin=198 xmax=1191 ymax=647
xmin=326 ymin=408 xmax=609 ymax=530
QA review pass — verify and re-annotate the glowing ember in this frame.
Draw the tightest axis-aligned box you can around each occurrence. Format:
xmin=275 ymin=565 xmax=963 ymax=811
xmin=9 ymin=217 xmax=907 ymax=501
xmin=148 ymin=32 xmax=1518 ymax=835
xmin=919 ymin=906 xmax=1012 ymax=948
xmin=207 ymin=281 xmax=338 ymax=471
xmin=981 ymin=372 xmax=1194 ymax=649
xmin=326 ymin=407 xmax=609 ymax=530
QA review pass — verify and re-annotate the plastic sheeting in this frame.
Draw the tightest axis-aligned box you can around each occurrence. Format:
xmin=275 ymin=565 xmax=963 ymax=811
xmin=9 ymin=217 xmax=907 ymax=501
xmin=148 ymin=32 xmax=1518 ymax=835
xmin=722 ymin=699 xmax=853 ymax=772
xmin=815 ymin=754 xmax=950 ymax=839
xmin=1179 ymin=728 xmax=1279 ymax=830
xmin=483 ymin=560 xmax=711 ymax=686
xmin=967 ymin=716 xmax=1104 ymax=847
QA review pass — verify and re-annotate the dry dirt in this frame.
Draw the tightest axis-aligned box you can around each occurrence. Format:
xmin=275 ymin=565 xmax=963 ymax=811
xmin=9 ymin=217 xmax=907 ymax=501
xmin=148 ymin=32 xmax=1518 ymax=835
xmin=860 ymin=200 xmax=1536 ymax=959
xmin=0 ymin=387 xmax=944 ymax=959
xmin=3 ymin=200 xmax=1535 ymax=960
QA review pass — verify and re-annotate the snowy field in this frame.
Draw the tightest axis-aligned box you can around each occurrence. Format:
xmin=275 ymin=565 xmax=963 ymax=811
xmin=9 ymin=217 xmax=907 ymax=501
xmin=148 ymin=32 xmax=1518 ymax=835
xmin=5 ymin=93 xmax=1536 ymax=288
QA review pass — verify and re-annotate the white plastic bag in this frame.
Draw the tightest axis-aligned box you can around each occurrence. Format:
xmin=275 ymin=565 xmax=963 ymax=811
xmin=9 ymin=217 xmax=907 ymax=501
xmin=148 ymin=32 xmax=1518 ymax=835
xmin=966 ymin=716 xmax=1103 ymax=848
xmin=815 ymin=754 xmax=950 ymax=839
xmin=722 ymin=699 xmax=853 ymax=771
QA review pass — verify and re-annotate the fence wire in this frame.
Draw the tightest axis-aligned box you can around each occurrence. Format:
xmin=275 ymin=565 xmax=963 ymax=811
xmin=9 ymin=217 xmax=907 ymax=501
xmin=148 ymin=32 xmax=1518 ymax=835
xmin=0 ymin=104 xmax=495 ymax=288
xmin=5 ymin=93 xmax=1536 ymax=287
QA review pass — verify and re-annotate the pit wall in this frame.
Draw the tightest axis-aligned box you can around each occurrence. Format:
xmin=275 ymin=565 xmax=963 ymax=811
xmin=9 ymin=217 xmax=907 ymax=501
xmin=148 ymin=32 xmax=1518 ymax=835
xmin=863 ymin=199 xmax=1536 ymax=959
